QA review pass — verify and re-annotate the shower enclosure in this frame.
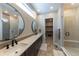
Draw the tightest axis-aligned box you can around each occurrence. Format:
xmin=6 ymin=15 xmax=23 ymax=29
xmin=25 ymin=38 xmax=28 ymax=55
xmin=64 ymin=3 xmax=79 ymax=56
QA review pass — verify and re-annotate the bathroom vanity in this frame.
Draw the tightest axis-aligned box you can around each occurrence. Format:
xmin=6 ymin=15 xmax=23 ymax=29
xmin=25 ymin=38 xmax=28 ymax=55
xmin=21 ymin=33 xmax=43 ymax=56
xmin=0 ymin=4 xmax=43 ymax=56
xmin=0 ymin=33 xmax=43 ymax=56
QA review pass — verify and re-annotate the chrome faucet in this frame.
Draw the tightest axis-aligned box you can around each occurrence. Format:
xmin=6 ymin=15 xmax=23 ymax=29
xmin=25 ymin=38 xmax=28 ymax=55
xmin=6 ymin=44 xmax=9 ymax=49
xmin=12 ymin=40 xmax=18 ymax=47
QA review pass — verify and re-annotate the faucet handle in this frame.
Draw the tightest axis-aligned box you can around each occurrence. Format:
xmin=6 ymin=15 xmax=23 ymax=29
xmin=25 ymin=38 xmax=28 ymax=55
xmin=6 ymin=44 xmax=9 ymax=49
xmin=12 ymin=40 xmax=14 ymax=46
xmin=15 ymin=40 xmax=18 ymax=45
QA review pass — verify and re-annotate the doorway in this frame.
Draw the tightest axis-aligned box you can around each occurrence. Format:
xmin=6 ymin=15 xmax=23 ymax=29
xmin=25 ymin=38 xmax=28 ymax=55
xmin=45 ymin=18 xmax=53 ymax=55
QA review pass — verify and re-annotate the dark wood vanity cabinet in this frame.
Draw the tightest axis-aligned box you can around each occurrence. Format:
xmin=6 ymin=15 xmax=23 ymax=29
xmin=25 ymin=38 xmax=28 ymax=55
xmin=21 ymin=35 xmax=43 ymax=56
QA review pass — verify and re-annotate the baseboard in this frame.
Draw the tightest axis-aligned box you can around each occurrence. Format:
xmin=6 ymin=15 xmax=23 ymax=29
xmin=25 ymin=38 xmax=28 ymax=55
xmin=64 ymin=40 xmax=79 ymax=44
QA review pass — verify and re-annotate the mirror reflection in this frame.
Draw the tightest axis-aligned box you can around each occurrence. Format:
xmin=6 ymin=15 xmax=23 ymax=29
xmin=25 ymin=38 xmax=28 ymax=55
xmin=31 ymin=20 xmax=38 ymax=34
xmin=0 ymin=4 xmax=25 ymax=41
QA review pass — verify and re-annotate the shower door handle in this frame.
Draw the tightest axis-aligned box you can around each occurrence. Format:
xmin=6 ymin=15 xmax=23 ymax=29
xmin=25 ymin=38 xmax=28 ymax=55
xmin=65 ymin=32 xmax=70 ymax=36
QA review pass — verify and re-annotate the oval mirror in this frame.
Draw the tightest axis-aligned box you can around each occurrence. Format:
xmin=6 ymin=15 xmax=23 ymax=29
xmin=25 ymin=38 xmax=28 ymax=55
xmin=0 ymin=3 xmax=25 ymax=41
xmin=31 ymin=20 xmax=38 ymax=34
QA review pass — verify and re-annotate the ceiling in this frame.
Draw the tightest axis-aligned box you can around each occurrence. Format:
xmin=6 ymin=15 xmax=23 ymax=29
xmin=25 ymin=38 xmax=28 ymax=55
xmin=26 ymin=3 xmax=79 ymax=14
xmin=27 ymin=3 xmax=61 ymax=14
xmin=64 ymin=3 xmax=79 ymax=10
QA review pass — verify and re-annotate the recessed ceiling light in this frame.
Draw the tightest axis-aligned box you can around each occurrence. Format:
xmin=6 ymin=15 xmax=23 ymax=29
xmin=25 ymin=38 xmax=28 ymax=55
xmin=1 ymin=18 xmax=8 ymax=22
xmin=14 ymin=15 xmax=17 ymax=17
xmin=4 ymin=10 xmax=8 ymax=13
xmin=50 ymin=6 xmax=54 ymax=10
xmin=37 ymin=9 xmax=40 ymax=12
xmin=71 ymin=3 xmax=75 ymax=5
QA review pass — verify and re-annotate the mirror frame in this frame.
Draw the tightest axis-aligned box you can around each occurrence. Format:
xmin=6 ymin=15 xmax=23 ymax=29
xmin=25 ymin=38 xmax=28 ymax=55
xmin=7 ymin=3 xmax=25 ymax=39
xmin=31 ymin=20 xmax=38 ymax=34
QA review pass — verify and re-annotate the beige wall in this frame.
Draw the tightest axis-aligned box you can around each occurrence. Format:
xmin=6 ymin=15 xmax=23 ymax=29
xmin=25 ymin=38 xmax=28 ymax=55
xmin=10 ymin=4 xmax=35 ymax=39
xmin=64 ymin=7 xmax=79 ymax=41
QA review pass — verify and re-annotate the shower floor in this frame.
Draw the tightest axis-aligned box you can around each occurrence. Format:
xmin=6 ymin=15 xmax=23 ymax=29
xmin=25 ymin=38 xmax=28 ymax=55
xmin=65 ymin=46 xmax=79 ymax=56
xmin=64 ymin=40 xmax=79 ymax=56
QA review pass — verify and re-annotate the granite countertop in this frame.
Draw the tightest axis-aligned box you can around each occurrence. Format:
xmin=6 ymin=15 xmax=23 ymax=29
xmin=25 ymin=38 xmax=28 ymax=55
xmin=0 ymin=33 xmax=42 ymax=56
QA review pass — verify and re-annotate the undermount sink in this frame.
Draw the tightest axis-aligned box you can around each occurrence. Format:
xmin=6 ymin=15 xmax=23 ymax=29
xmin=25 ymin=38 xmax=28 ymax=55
xmin=11 ymin=43 xmax=28 ymax=56
xmin=12 ymin=43 xmax=28 ymax=50
xmin=19 ymin=40 xmax=30 ymax=45
xmin=0 ymin=43 xmax=28 ymax=56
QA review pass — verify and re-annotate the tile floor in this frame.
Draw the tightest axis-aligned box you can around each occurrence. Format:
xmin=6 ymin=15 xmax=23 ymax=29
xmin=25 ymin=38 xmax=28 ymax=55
xmin=38 ymin=37 xmax=65 ymax=56
xmin=53 ymin=48 xmax=65 ymax=56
